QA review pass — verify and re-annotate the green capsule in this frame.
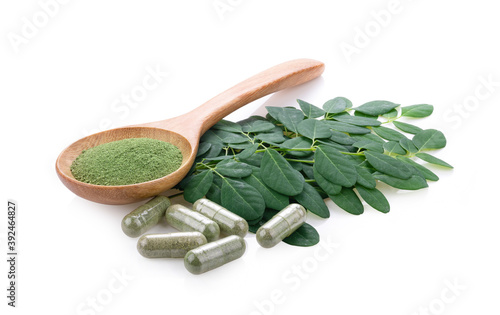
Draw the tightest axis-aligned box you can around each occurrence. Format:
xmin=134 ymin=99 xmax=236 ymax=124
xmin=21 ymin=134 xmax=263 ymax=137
xmin=184 ymin=235 xmax=246 ymax=275
xmin=137 ymin=232 xmax=207 ymax=258
xmin=121 ymin=196 xmax=171 ymax=238
xmin=165 ymin=204 xmax=220 ymax=242
xmin=256 ymin=203 xmax=307 ymax=248
xmin=192 ymin=198 xmax=249 ymax=238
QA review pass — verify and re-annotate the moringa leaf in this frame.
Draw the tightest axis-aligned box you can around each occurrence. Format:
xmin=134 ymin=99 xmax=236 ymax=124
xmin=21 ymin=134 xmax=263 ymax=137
xmin=332 ymin=114 xmax=381 ymax=127
xmin=355 ymin=100 xmax=400 ymax=116
xmin=266 ymin=107 xmax=305 ymax=133
xmin=215 ymin=159 xmax=253 ymax=178
xmin=355 ymin=184 xmax=390 ymax=213
xmin=283 ymin=223 xmax=320 ymax=247
xmin=221 ymin=178 xmax=265 ymax=221
xmin=324 ymin=120 xmax=371 ymax=134
xmin=254 ymin=126 xmax=287 ymax=143
xmin=373 ymin=173 xmax=429 ymax=190
xmin=383 ymin=141 xmax=407 ymax=155
xmin=415 ymin=153 xmax=453 ymax=168
xmin=184 ymin=171 xmax=214 ymax=203
xmin=236 ymin=143 xmax=259 ymax=159
xmin=297 ymin=99 xmax=325 ymax=118
xmin=313 ymin=165 xmax=342 ymax=195
xmin=355 ymin=165 xmax=377 ymax=189
xmin=206 ymin=176 xmax=222 ymax=204
xmin=196 ymin=142 xmax=212 ymax=157
xmin=401 ymin=104 xmax=434 ymax=118
xmin=364 ymin=151 xmax=413 ymax=179
xmin=242 ymin=168 xmax=289 ymax=211
xmin=413 ymin=129 xmax=447 ymax=150
xmin=382 ymin=109 xmax=398 ymax=119
xmin=329 ymin=187 xmax=364 ymax=215
xmin=399 ymin=138 xmax=419 ymax=154
xmin=212 ymin=119 xmax=243 ymax=133
xmin=280 ymin=137 xmax=313 ymax=157
xmin=260 ymin=149 xmax=305 ymax=196
xmin=372 ymin=126 xmax=407 ymax=141
xmin=323 ymin=97 xmax=352 ymax=114
xmin=397 ymin=156 xmax=439 ymax=181
xmin=314 ymin=145 xmax=358 ymax=187
xmin=294 ymin=182 xmax=330 ymax=218
xmin=330 ymin=130 xmax=356 ymax=145
xmin=393 ymin=121 xmax=423 ymax=135
xmin=297 ymin=119 xmax=333 ymax=140
xmin=353 ymin=140 xmax=385 ymax=153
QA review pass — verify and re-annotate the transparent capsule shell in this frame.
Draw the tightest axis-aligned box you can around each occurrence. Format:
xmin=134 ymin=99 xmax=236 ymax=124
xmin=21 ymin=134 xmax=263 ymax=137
xmin=256 ymin=203 xmax=307 ymax=248
xmin=184 ymin=235 xmax=246 ymax=275
xmin=192 ymin=198 xmax=248 ymax=238
xmin=137 ymin=232 xmax=207 ymax=258
xmin=121 ymin=195 xmax=171 ymax=238
xmin=165 ymin=204 xmax=220 ymax=242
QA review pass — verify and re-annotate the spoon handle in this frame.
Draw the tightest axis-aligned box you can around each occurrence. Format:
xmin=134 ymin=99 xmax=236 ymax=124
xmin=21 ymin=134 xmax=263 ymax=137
xmin=187 ymin=58 xmax=324 ymax=134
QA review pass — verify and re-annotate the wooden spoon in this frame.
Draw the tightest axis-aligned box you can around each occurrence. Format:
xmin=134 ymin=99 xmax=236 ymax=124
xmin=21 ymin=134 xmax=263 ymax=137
xmin=56 ymin=58 xmax=325 ymax=205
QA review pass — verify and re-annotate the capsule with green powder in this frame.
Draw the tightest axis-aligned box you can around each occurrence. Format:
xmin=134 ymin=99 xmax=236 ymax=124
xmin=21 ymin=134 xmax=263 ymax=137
xmin=137 ymin=232 xmax=207 ymax=258
xmin=121 ymin=195 xmax=171 ymax=238
xmin=165 ymin=204 xmax=220 ymax=242
xmin=256 ymin=203 xmax=307 ymax=248
xmin=192 ymin=198 xmax=248 ymax=238
xmin=184 ymin=235 xmax=246 ymax=275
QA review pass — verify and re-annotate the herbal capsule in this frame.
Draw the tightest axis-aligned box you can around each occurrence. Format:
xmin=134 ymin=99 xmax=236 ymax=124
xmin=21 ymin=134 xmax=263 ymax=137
xmin=192 ymin=198 xmax=249 ymax=237
xmin=256 ymin=203 xmax=307 ymax=248
xmin=184 ymin=235 xmax=246 ymax=275
xmin=121 ymin=196 xmax=171 ymax=238
xmin=165 ymin=204 xmax=220 ymax=242
xmin=137 ymin=232 xmax=207 ymax=258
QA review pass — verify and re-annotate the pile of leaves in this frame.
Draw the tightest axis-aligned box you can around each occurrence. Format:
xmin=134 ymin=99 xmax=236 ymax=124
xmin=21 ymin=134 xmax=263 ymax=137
xmin=176 ymin=98 xmax=452 ymax=246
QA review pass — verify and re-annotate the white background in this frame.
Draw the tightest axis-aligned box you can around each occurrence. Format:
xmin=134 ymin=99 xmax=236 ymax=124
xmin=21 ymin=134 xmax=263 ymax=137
xmin=1 ymin=1 xmax=499 ymax=314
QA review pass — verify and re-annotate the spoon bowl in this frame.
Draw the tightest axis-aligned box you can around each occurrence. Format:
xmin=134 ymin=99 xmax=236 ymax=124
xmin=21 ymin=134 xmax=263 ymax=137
xmin=56 ymin=59 xmax=325 ymax=204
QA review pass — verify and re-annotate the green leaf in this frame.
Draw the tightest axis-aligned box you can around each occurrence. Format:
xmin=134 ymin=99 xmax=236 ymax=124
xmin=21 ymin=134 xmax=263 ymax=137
xmin=415 ymin=153 xmax=453 ymax=168
xmin=329 ymin=187 xmax=364 ymax=215
xmin=372 ymin=126 xmax=406 ymax=141
xmin=412 ymin=129 xmax=447 ymax=150
xmin=352 ymin=140 xmax=384 ymax=153
xmin=355 ymin=184 xmax=390 ymax=213
xmin=351 ymin=133 xmax=386 ymax=144
xmin=373 ymin=173 xmax=429 ymax=190
xmin=364 ymin=151 xmax=412 ymax=179
xmin=401 ymin=104 xmax=434 ymax=118
xmin=383 ymin=141 xmax=406 ymax=155
xmin=330 ymin=130 xmax=356 ymax=145
xmin=294 ymin=183 xmax=330 ymax=218
xmin=206 ymin=176 xmax=222 ymax=204
xmin=297 ymin=119 xmax=332 ymax=140
xmin=242 ymin=169 xmax=289 ymax=210
xmin=297 ymin=99 xmax=325 ymax=118
xmin=236 ymin=143 xmax=259 ymax=159
xmin=313 ymin=165 xmax=342 ymax=195
xmin=183 ymin=171 xmax=214 ymax=203
xmin=382 ymin=109 xmax=398 ymax=119
xmin=355 ymin=100 xmax=400 ymax=116
xmin=393 ymin=121 xmax=423 ymax=135
xmin=254 ymin=126 xmax=287 ymax=143
xmin=221 ymin=178 xmax=265 ymax=221
xmin=314 ymin=146 xmax=358 ymax=187
xmin=239 ymin=152 xmax=263 ymax=167
xmin=323 ymin=97 xmax=352 ymax=114
xmin=215 ymin=159 xmax=253 ymax=178
xmin=355 ymin=165 xmax=377 ymax=189
xmin=332 ymin=115 xmax=381 ymax=127
xmin=215 ymin=129 xmax=248 ymax=144
xmin=280 ymin=137 xmax=313 ymax=157
xmin=399 ymin=138 xmax=419 ymax=154
xmin=397 ymin=156 xmax=439 ymax=181
xmin=266 ymin=107 xmax=305 ymax=133
xmin=212 ymin=120 xmax=243 ymax=133
xmin=196 ymin=142 xmax=211 ymax=157
xmin=324 ymin=121 xmax=371 ymax=134
xmin=283 ymin=223 xmax=320 ymax=247
xmin=238 ymin=116 xmax=275 ymax=133
xmin=260 ymin=149 xmax=305 ymax=196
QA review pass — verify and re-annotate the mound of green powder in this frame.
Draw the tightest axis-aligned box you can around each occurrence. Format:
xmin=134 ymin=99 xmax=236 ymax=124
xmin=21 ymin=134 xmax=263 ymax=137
xmin=70 ymin=138 xmax=183 ymax=186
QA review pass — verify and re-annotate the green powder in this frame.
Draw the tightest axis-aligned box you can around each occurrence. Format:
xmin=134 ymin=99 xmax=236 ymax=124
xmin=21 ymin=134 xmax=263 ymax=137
xmin=70 ymin=138 xmax=183 ymax=186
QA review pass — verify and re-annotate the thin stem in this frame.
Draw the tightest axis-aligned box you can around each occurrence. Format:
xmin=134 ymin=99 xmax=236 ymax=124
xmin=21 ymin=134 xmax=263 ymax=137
xmin=286 ymin=158 xmax=314 ymax=163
